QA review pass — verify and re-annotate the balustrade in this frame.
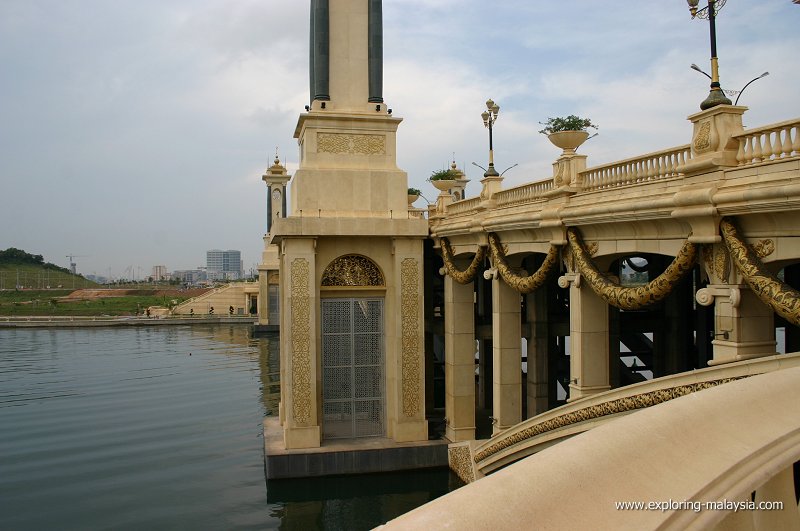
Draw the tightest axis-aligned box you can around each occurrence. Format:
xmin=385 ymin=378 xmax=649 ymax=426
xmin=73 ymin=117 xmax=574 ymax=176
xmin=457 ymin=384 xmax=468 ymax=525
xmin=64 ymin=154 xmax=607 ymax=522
xmin=580 ymin=145 xmax=690 ymax=191
xmin=494 ymin=179 xmax=553 ymax=208
xmin=445 ymin=197 xmax=481 ymax=216
xmin=734 ymin=119 xmax=800 ymax=166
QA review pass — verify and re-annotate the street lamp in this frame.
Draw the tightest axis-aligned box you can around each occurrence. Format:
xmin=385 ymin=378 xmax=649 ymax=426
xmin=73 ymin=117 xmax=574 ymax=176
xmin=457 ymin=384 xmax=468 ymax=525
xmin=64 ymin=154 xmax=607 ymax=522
xmin=689 ymin=65 xmax=770 ymax=106
xmin=686 ymin=0 xmax=732 ymax=110
xmin=481 ymin=99 xmax=500 ymax=177
xmin=734 ymin=71 xmax=769 ymax=105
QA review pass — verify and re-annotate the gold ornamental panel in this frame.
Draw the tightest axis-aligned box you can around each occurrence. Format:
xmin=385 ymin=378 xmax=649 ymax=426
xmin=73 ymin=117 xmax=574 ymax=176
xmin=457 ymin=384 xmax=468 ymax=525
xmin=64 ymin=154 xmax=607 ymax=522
xmin=290 ymin=258 xmax=312 ymax=424
xmin=400 ymin=258 xmax=421 ymax=417
xmin=317 ymin=133 xmax=386 ymax=155
xmin=321 ymin=255 xmax=385 ymax=287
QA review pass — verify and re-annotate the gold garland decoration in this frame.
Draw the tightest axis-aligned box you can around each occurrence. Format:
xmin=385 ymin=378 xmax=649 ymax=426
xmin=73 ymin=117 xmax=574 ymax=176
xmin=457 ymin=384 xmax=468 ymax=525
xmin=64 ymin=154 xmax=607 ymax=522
xmin=567 ymin=227 xmax=697 ymax=310
xmin=440 ymin=238 xmax=486 ymax=284
xmin=720 ymin=217 xmax=800 ymax=326
xmin=488 ymin=233 xmax=559 ymax=294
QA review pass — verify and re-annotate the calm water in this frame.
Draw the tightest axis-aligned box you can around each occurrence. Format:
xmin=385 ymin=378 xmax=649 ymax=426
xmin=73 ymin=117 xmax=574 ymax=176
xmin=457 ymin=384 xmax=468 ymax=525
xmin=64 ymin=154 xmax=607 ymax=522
xmin=0 ymin=325 xmax=456 ymax=530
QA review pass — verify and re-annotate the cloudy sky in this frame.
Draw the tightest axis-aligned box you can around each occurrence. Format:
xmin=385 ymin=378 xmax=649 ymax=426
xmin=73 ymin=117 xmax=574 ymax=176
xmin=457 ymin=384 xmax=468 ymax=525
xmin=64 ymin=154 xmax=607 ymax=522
xmin=1 ymin=0 xmax=798 ymax=279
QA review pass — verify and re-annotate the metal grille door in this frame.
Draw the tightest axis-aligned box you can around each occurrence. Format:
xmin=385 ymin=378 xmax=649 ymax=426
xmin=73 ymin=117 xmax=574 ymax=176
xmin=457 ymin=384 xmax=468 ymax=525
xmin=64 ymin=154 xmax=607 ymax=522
xmin=321 ymin=298 xmax=384 ymax=439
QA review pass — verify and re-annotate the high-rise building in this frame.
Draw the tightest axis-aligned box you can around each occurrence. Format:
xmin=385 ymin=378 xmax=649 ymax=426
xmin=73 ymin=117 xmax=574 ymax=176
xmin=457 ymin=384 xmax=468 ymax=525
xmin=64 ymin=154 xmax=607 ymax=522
xmin=206 ymin=250 xmax=242 ymax=280
xmin=151 ymin=265 xmax=168 ymax=281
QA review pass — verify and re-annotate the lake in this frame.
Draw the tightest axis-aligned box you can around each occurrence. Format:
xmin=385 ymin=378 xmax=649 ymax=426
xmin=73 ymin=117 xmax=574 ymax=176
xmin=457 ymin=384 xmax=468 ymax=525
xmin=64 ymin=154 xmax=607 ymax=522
xmin=0 ymin=325 xmax=456 ymax=530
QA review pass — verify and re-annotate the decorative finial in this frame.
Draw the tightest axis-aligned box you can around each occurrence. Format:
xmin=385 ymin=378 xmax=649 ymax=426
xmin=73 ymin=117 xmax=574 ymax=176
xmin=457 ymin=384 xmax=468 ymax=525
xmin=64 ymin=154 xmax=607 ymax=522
xmin=274 ymin=147 xmax=280 ymax=165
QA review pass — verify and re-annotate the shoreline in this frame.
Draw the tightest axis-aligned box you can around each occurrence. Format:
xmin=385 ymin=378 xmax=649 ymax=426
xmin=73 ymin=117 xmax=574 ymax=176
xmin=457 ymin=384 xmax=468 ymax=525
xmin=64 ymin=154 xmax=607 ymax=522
xmin=0 ymin=315 xmax=258 ymax=328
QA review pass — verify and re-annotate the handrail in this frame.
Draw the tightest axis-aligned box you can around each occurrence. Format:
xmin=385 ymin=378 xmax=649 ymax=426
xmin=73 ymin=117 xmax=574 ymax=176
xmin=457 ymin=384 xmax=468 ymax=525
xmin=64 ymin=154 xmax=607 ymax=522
xmin=494 ymin=179 xmax=553 ymax=208
xmin=579 ymin=144 xmax=690 ymax=191
xmin=732 ymin=118 xmax=800 ymax=166
xmin=446 ymin=197 xmax=481 ymax=216
xmin=473 ymin=352 xmax=800 ymax=474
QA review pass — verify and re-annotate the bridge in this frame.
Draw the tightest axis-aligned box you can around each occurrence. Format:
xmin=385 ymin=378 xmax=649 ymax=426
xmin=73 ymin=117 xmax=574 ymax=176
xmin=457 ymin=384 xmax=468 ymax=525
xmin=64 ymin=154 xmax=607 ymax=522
xmin=409 ymin=106 xmax=800 ymax=527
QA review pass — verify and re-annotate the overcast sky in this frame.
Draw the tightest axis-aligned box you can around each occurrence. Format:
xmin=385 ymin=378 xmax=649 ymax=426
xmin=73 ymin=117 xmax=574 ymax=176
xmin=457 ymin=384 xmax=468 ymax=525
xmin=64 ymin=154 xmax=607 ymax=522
xmin=1 ymin=1 xmax=798 ymax=279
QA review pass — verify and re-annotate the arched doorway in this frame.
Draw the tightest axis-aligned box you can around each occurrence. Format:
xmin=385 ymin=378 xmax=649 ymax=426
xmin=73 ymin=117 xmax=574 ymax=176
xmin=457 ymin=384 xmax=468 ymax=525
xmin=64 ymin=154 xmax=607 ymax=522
xmin=320 ymin=255 xmax=386 ymax=439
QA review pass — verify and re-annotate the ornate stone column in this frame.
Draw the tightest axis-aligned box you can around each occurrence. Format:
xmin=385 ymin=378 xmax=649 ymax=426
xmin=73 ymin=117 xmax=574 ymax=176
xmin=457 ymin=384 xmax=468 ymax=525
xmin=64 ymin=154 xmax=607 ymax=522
xmin=697 ymin=243 xmax=776 ymax=365
xmin=490 ymin=275 xmax=521 ymax=434
xmin=390 ymin=238 xmax=427 ymax=442
xmin=559 ymin=273 xmax=610 ymax=401
xmin=444 ymin=268 xmax=476 ymax=442
xmin=280 ymin=237 xmax=321 ymax=449
xmin=696 ymin=285 xmax=776 ymax=365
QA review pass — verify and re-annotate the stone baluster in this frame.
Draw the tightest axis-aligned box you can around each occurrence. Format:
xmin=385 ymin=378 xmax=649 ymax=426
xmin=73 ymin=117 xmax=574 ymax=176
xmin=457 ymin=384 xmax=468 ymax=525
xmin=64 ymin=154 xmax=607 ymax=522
xmin=763 ymin=130 xmax=774 ymax=161
xmin=793 ymin=125 xmax=800 ymax=156
xmin=752 ymin=132 xmax=763 ymax=163
xmin=780 ymin=127 xmax=792 ymax=158
xmin=736 ymin=137 xmax=746 ymax=166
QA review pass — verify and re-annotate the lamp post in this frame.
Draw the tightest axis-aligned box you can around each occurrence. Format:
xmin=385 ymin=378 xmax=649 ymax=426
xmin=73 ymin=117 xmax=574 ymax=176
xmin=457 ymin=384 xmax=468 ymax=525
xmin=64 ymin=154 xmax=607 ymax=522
xmin=481 ymin=99 xmax=500 ymax=177
xmin=734 ymin=72 xmax=769 ymax=105
xmin=687 ymin=0 xmax=731 ymax=110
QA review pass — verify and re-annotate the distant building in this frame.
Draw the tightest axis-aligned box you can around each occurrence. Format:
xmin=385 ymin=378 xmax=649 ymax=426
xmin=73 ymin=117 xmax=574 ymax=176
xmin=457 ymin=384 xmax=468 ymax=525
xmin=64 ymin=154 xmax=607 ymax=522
xmin=151 ymin=265 xmax=168 ymax=281
xmin=172 ymin=269 xmax=206 ymax=284
xmin=206 ymin=249 xmax=242 ymax=280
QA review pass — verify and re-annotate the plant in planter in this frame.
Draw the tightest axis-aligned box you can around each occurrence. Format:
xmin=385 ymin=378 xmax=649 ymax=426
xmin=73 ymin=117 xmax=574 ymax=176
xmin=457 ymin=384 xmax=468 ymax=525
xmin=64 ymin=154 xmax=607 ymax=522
xmin=428 ymin=168 xmax=461 ymax=192
xmin=407 ymin=187 xmax=422 ymax=205
xmin=538 ymin=115 xmax=598 ymax=154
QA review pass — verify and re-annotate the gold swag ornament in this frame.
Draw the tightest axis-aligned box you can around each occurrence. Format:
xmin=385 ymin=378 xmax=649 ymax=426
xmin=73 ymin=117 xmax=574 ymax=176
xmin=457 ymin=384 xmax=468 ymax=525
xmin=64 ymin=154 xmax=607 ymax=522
xmin=439 ymin=238 xmax=486 ymax=284
xmin=488 ymin=233 xmax=559 ymax=294
xmin=567 ymin=227 xmax=697 ymax=310
xmin=720 ymin=217 xmax=800 ymax=327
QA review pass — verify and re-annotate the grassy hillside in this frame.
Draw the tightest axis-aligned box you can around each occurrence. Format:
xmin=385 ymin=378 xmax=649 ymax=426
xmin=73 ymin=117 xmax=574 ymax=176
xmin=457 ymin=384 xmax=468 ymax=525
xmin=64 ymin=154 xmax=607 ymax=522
xmin=0 ymin=248 xmax=98 ymax=290
xmin=0 ymin=289 xmax=195 ymax=317
xmin=0 ymin=264 xmax=98 ymax=290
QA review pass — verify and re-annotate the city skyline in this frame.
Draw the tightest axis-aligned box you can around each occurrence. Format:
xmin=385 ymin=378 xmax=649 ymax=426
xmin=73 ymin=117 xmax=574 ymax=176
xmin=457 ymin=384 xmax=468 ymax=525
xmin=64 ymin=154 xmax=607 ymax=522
xmin=1 ymin=0 xmax=798 ymax=276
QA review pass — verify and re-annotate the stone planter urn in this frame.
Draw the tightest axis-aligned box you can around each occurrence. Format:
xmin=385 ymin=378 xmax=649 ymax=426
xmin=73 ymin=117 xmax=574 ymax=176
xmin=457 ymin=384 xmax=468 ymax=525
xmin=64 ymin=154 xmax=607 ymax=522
xmin=431 ymin=179 xmax=456 ymax=192
xmin=547 ymin=130 xmax=590 ymax=155
xmin=407 ymin=193 xmax=420 ymax=205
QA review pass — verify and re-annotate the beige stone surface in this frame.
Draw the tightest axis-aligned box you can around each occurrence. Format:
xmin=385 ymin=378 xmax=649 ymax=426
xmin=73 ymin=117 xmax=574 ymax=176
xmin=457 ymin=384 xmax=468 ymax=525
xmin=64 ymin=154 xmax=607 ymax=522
xmin=381 ymin=365 xmax=800 ymax=531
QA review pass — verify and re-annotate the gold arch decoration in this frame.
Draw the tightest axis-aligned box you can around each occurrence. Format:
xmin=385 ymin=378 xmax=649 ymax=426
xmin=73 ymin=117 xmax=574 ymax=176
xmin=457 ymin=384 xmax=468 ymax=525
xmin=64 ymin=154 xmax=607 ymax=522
xmin=321 ymin=255 xmax=384 ymax=287
xmin=488 ymin=233 xmax=559 ymax=294
xmin=567 ymin=227 xmax=697 ymax=310
xmin=440 ymin=238 xmax=486 ymax=284
xmin=720 ymin=217 xmax=800 ymax=326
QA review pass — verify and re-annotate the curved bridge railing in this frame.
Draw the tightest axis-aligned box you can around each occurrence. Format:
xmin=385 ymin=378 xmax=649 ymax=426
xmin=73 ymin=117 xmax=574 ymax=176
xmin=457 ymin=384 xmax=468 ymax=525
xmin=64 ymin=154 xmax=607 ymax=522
xmin=450 ymin=352 xmax=800 ymax=484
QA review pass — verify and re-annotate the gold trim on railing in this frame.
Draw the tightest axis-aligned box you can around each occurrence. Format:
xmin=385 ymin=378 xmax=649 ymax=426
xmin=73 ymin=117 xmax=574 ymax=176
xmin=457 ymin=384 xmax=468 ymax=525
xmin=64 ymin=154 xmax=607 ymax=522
xmin=440 ymin=238 xmax=486 ymax=284
xmin=488 ymin=233 xmax=559 ymax=294
xmin=567 ymin=227 xmax=697 ymax=310
xmin=473 ymin=376 xmax=746 ymax=464
xmin=721 ymin=217 xmax=800 ymax=326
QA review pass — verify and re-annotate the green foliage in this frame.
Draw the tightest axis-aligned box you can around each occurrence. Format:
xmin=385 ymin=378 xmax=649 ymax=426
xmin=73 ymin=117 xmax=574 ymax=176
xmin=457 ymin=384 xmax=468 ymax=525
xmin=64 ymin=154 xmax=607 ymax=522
xmin=407 ymin=187 xmax=421 ymax=196
xmin=428 ymin=168 xmax=460 ymax=181
xmin=538 ymin=115 xmax=598 ymax=135
xmin=0 ymin=248 xmax=71 ymax=273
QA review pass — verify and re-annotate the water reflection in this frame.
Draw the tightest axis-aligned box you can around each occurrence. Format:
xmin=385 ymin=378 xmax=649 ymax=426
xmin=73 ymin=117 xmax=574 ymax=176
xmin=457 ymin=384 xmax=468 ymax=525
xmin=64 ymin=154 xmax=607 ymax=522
xmin=0 ymin=326 xmax=456 ymax=530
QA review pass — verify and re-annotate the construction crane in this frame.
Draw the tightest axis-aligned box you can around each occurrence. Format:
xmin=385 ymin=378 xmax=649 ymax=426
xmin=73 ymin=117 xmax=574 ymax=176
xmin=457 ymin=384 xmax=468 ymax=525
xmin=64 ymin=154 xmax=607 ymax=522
xmin=66 ymin=254 xmax=88 ymax=275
